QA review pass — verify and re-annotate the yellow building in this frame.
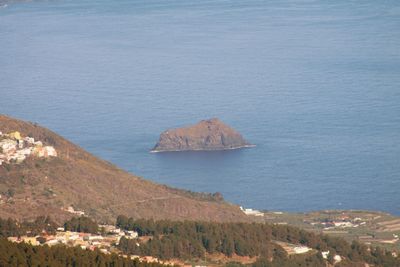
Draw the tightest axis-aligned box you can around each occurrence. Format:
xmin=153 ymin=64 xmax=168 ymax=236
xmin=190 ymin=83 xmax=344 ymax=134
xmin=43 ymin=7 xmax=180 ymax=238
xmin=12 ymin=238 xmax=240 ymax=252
xmin=22 ymin=236 xmax=39 ymax=246
xmin=9 ymin=131 xmax=22 ymax=140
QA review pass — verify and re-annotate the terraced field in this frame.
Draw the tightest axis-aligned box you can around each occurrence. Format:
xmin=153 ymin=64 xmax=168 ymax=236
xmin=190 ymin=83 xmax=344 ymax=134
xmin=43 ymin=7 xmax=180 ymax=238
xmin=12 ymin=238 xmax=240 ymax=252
xmin=262 ymin=210 xmax=400 ymax=252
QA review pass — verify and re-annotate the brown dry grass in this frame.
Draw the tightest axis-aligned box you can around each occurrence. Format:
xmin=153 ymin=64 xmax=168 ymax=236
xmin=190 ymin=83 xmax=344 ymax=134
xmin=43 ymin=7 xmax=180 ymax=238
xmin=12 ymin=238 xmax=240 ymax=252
xmin=0 ymin=115 xmax=250 ymax=224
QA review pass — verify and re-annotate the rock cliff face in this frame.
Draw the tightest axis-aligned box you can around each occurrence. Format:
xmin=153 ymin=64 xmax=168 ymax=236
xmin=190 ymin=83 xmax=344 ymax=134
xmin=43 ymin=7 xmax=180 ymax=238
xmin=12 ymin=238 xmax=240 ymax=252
xmin=152 ymin=118 xmax=252 ymax=152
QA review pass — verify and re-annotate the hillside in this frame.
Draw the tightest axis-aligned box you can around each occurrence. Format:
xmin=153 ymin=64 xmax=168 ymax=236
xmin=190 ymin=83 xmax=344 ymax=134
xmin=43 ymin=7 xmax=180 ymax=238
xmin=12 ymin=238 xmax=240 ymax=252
xmin=0 ymin=115 xmax=249 ymax=223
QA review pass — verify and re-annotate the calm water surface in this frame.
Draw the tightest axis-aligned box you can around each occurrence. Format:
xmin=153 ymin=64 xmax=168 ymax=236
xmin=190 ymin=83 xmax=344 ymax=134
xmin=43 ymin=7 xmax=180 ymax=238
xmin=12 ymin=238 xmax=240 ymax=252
xmin=1 ymin=0 xmax=399 ymax=214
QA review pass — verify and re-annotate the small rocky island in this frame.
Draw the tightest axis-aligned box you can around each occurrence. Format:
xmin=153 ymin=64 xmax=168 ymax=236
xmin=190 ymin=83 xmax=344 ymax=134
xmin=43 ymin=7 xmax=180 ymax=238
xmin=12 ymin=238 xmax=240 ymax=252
xmin=151 ymin=118 xmax=253 ymax=152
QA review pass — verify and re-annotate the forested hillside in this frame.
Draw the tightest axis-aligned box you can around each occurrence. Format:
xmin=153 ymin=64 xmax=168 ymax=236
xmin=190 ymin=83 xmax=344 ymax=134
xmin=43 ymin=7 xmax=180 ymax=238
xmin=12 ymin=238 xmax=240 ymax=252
xmin=2 ymin=215 xmax=399 ymax=266
xmin=116 ymin=217 xmax=400 ymax=266
xmin=0 ymin=238 xmax=167 ymax=267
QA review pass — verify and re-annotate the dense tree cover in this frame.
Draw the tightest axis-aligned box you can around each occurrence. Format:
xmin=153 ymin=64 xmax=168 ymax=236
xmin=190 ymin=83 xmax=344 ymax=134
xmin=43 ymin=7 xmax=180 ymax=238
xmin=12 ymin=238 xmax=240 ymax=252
xmin=2 ymin=215 xmax=399 ymax=266
xmin=0 ymin=216 xmax=57 ymax=237
xmin=0 ymin=238 xmax=167 ymax=267
xmin=164 ymin=187 xmax=224 ymax=202
xmin=250 ymin=253 xmax=326 ymax=267
xmin=116 ymin=217 xmax=400 ymax=266
xmin=64 ymin=217 xmax=99 ymax=234
xmin=117 ymin=218 xmax=281 ymax=260
xmin=249 ymin=250 xmax=400 ymax=267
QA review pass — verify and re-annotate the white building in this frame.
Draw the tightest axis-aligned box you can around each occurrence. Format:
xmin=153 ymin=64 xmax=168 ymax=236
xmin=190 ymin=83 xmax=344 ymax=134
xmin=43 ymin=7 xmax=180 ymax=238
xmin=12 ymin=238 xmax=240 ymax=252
xmin=0 ymin=139 xmax=17 ymax=154
xmin=32 ymin=145 xmax=57 ymax=158
xmin=125 ymin=230 xmax=139 ymax=239
xmin=240 ymin=206 xmax=264 ymax=216
xmin=334 ymin=255 xmax=342 ymax=263
xmin=64 ymin=206 xmax=85 ymax=216
xmin=45 ymin=239 xmax=60 ymax=246
xmin=321 ymin=251 xmax=330 ymax=259
xmin=293 ymin=246 xmax=311 ymax=254
xmin=24 ymin=137 xmax=35 ymax=144
xmin=333 ymin=221 xmax=354 ymax=228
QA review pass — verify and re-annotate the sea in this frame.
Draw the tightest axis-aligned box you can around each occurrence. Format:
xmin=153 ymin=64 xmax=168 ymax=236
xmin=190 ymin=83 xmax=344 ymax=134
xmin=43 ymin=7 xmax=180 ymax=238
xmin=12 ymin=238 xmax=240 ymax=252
xmin=1 ymin=0 xmax=399 ymax=215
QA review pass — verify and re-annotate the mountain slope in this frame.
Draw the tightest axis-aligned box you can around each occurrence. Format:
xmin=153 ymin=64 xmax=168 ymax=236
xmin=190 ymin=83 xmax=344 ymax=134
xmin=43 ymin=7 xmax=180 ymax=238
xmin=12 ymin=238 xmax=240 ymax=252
xmin=0 ymin=115 xmax=249 ymax=223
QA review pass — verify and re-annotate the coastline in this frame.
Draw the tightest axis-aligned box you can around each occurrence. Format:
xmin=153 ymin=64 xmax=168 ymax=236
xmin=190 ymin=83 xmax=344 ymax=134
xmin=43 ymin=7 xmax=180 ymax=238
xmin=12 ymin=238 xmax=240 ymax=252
xmin=150 ymin=144 xmax=256 ymax=153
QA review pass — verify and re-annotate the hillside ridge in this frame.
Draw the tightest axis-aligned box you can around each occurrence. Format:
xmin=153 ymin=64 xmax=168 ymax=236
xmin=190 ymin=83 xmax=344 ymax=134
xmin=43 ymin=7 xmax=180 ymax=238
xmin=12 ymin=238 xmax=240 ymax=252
xmin=0 ymin=115 xmax=249 ymax=223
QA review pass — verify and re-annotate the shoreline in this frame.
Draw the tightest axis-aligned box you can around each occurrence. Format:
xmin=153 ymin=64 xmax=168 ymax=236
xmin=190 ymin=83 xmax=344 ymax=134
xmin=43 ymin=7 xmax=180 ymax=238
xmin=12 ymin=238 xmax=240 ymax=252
xmin=150 ymin=144 xmax=256 ymax=153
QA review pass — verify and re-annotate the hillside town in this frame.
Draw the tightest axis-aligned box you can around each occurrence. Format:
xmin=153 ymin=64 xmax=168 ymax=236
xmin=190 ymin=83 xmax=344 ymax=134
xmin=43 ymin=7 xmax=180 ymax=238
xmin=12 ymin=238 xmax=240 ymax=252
xmin=5 ymin=217 xmax=352 ymax=267
xmin=0 ymin=131 xmax=57 ymax=165
xmin=6 ymin=223 xmax=179 ymax=266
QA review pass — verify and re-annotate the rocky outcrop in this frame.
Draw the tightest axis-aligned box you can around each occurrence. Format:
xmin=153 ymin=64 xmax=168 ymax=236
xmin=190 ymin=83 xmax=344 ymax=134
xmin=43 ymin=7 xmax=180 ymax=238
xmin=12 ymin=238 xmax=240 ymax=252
xmin=152 ymin=118 xmax=253 ymax=152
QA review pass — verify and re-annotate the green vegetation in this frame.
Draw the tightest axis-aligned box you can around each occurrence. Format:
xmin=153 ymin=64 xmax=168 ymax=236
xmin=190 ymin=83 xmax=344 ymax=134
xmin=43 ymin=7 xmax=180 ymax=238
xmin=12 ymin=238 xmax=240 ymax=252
xmin=262 ymin=210 xmax=400 ymax=252
xmin=64 ymin=217 xmax=98 ymax=234
xmin=0 ymin=238 xmax=166 ymax=267
xmin=0 ymin=216 xmax=57 ymax=237
xmin=251 ymin=254 xmax=325 ymax=267
xmin=1 ymin=216 xmax=399 ymax=266
xmin=116 ymin=217 xmax=400 ymax=266
xmin=165 ymin=187 xmax=224 ymax=202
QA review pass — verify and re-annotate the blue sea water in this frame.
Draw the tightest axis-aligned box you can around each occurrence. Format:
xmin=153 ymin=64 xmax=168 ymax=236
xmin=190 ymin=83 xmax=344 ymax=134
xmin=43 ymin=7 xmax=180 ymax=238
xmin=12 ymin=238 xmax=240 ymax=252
xmin=1 ymin=0 xmax=399 ymax=215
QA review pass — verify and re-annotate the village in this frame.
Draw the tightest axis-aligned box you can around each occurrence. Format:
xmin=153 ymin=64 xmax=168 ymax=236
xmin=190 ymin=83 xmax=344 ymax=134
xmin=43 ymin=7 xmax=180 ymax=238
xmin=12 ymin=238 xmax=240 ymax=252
xmin=6 ymin=218 xmax=328 ymax=267
xmin=6 ymin=213 xmax=350 ymax=267
xmin=6 ymin=222 xmax=177 ymax=265
xmin=0 ymin=130 xmax=57 ymax=165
